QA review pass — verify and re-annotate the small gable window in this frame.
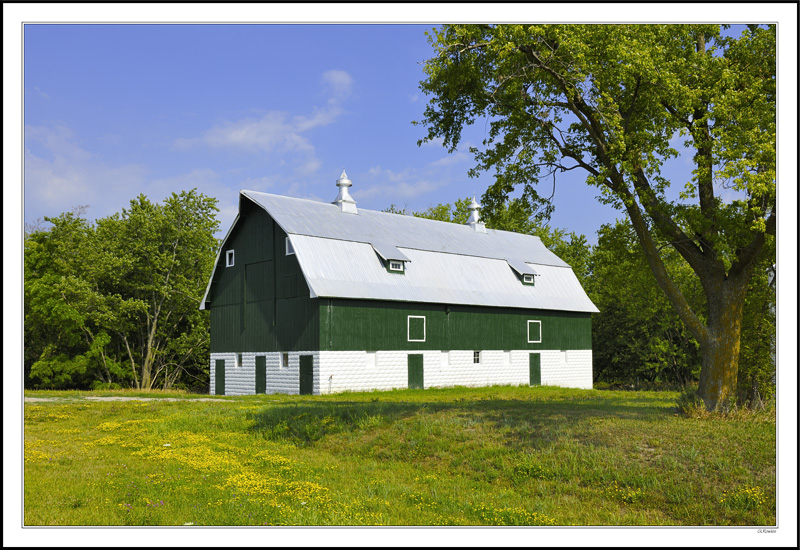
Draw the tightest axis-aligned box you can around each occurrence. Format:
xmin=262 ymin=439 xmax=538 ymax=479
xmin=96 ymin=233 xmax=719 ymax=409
xmin=389 ymin=260 xmax=404 ymax=273
xmin=286 ymin=237 xmax=295 ymax=256
xmin=226 ymin=250 xmax=235 ymax=267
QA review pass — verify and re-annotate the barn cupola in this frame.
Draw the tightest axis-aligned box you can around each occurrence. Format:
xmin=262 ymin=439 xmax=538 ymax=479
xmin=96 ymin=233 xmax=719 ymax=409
xmin=333 ymin=169 xmax=358 ymax=214
xmin=466 ymin=196 xmax=486 ymax=233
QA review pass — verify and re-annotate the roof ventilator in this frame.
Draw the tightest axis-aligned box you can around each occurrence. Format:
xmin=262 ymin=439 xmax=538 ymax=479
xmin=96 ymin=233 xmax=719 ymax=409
xmin=333 ymin=169 xmax=358 ymax=214
xmin=466 ymin=196 xmax=487 ymax=233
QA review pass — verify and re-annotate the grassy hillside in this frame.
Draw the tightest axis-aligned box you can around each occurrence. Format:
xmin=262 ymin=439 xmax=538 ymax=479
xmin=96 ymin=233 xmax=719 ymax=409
xmin=23 ymin=385 xmax=775 ymax=526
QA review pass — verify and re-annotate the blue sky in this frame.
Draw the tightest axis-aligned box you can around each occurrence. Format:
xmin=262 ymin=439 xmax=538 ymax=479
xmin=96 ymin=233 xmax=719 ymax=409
xmin=19 ymin=21 xmax=695 ymax=244
xmin=18 ymin=14 xmax=796 ymax=249
xmin=21 ymin=22 xmax=631 ymax=243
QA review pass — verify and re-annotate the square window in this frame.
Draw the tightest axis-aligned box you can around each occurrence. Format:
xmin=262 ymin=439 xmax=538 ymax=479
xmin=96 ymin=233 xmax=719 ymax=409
xmin=408 ymin=315 xmax=426 ymax=342
xmin=473 ymin=351 xmax=481 ymax=364
xmin=389 ymin=260 xmax=404 ymax=272
xmin=286 ymin=237 xmax=295 ymax=255
xmin=523 ymin=274 xmax=534 ymax=284
xmin=527 ymin=320 xmax=542 ymax=343
xmin=226 ymin=249 xmax=235 ymax=267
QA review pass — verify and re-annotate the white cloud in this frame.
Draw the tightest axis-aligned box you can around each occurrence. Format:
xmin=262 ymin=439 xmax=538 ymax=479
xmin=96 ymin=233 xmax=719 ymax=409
xmin=322 ymin=69 xmax=354 ymax=102
xmin=355 ymin=166 xmax=443 ymax=201
xmin=33 ymin=86 xmax=49 ymax=99
xmin=174 ymin=70 xmax=356 ymax=185
xmin=24 ymin=124 xmax=148 ymax=221
xmin=428 ymin=151 xmax=471 ymax=167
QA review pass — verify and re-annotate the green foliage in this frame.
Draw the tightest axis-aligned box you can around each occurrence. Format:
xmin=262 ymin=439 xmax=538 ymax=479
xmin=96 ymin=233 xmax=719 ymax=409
xmin=736 ymin=258 xmax=776 ymax=406
xmin=588 ymin=221 xmax=702 ymax=387
xmin=24 ymin=190 xmax=220 ymax=390
xmin=417 ymin=24 xmax=776 ymax=409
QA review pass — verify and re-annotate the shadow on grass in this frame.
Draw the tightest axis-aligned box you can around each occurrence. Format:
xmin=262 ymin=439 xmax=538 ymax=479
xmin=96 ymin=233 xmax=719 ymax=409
xmin=246 ymin=390 xmax=676 ymax=448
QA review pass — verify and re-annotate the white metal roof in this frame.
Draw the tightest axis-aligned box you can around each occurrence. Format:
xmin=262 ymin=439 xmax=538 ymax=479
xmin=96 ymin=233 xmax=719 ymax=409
xmin=242 ymin=190 xmax=570 ymax=267
xmin=201 ymin=191 xmax=598 ymax=313
xmin=290 ymin=235 xmax=597 ymax=312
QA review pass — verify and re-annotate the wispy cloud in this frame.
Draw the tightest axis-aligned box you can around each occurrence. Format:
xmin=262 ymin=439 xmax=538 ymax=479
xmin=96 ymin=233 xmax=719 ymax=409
xmin=428 ymin=151 xmax=471 ymax=167
xmin=356 ymin=165 xmax=443 ymax=202
xmin=24 ymin=124 xmax=148 ymax=220
xmin=33 ymin=86 xmax=49 ymax=99
xmin=174 ymin=69 xmax=355 ymax=182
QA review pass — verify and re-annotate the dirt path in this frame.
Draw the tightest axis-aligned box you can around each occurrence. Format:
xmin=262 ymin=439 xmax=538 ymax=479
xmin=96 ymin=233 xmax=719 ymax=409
xmin=24 ymin=396 xmax=227 ymax=403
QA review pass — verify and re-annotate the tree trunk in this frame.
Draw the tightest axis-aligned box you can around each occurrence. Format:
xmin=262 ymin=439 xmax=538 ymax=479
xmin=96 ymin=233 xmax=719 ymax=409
xmin=696 ymin=275 xmax=749 ymax=411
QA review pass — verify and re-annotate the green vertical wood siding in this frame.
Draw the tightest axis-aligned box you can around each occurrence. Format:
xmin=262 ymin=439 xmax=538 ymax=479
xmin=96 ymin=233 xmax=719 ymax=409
xmin=209 ymin=202 xmax=318 ymax=353
xmin=321 ymin=299 xmax=591 ymax=352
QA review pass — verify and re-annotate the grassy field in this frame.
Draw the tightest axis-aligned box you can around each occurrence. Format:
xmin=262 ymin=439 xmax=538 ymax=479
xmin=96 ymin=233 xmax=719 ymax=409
xmin=23 ymin=385 xmax=776 ymax=527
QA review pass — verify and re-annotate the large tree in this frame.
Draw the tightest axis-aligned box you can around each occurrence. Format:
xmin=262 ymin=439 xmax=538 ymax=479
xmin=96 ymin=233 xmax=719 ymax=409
xmin=417 ymin=24 xmax=776 ymax=410
xmin=25 ymin=190 xmax=219 ymax=390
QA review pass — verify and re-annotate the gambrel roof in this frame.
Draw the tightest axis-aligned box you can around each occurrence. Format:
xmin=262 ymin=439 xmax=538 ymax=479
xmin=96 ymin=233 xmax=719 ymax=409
xmin=201 ymin=190 xmax=599 ymax=313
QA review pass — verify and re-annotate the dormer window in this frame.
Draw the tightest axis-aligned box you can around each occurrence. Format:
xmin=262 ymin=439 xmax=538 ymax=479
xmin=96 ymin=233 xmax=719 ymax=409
xmin=389 ymin=260 xmax=404 ymax=273
xmin=506 ymin=259 xmax=538 ymax=286
xmin=226 ymin=250 xmax=235 ymax=267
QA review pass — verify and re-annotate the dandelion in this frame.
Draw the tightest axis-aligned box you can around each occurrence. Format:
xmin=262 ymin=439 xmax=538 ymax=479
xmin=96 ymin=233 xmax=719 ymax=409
xmin=720 ymin=486 xmax=766 ymax=510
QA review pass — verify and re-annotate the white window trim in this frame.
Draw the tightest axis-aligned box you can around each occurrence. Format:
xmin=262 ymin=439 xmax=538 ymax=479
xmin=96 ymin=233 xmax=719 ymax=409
xmin=527 ymin=320 xmax=542 ymax=343
xmin=226 ymin=249 xmax=235 ymax=267
xmin=285 ymin=237 xmax=295 ymax=255
xmin=523 ymin=274 xmax=534 ymax=284
xmin=389 ymin=260 xmax=404 ymax=272
xmin=407 ymin=315 xmax=426 ymax=342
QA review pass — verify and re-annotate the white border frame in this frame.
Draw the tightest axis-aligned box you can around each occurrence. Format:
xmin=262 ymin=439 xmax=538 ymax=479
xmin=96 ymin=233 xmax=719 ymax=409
xmin=285 ymin=237 xmax=295 ymax=255
xmin=527 ymin=320 xmax=542 ymax=343
xmin=407 ymin=315 xmax=426 ymax=342
xmin=225 ymin=249 xmax=235 ymax=267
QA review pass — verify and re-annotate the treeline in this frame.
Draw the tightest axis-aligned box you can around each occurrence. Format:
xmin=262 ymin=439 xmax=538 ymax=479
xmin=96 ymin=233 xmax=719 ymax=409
xmin=25 ymin=191 xmax=775 ymax=403
xmin=24 ymin=190 xmax=219 ymax=392
xmin=394 ymin=198 xmax=776 ymax=405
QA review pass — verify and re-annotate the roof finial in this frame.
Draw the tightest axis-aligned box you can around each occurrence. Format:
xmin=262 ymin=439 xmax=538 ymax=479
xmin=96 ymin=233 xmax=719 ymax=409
xmin=333 ymin=168 xmax=357 ymax=214
xmin=466 ymin=195 xmax=486 ymax=233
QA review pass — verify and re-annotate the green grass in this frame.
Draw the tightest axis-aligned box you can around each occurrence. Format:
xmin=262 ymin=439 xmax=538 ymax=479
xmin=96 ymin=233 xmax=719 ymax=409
xmin=23 ymin=385 xmax=776 ymax=526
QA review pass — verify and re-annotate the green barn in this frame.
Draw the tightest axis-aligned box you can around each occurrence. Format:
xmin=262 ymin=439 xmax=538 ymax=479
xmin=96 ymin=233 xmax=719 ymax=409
xmin=200 ymin=171 xmax=598 ymax=395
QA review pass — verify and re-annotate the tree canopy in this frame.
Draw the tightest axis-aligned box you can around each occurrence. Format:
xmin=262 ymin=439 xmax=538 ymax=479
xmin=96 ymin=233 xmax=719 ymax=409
xmin=25 ymin=190 xmax=219 ymax=390
xmin=417 ymin=24 xmax=776 ymax=409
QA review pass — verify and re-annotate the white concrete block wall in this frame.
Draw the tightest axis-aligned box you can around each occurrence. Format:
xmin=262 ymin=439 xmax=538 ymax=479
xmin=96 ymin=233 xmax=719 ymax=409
xmin=210 ymin=351 xmax=318 ymax=395
xmin=211 ymin=348 xmax=593 ymax=395
xmin=539 ymin=349 xmax=593 ymax=390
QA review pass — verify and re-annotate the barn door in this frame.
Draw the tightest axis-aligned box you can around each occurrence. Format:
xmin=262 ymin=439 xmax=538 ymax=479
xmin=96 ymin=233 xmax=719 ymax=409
xmin=215 ymin=359 xmax=226 ymax=395
xmin=299 ymin=355 xmax=314 ymax=395
xmin=408 ymin=354 xmax=424 ymax=390
xmin=529 ymin=353 xmax=541 ymax=386
xmin=255 ymin=356 xmax=267 ymax=394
